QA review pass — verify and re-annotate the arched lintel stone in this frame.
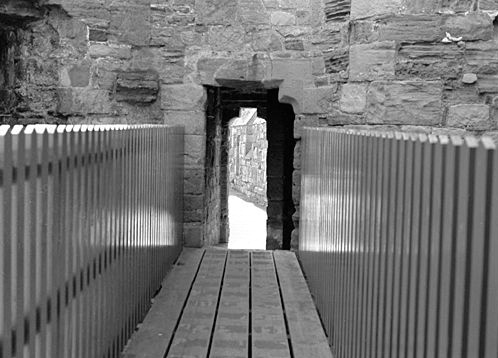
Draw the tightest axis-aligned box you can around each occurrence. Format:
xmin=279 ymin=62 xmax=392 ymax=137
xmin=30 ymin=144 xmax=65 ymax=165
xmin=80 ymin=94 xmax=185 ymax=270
xmin=199 ymin=55 xmax=312 ymax=115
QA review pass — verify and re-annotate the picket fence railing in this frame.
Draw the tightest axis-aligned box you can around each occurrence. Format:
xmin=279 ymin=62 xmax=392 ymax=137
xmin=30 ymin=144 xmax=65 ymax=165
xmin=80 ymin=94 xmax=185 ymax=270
xmin=299 ymin=128 xmax=498 ymax=358
xmin=0 ymin=124 xmax=184 ymax=358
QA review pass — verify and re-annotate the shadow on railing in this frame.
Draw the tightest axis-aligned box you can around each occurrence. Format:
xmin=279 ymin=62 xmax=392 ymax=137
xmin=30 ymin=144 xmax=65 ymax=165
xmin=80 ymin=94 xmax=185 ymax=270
xmin=299 ymin=128 xmax=498 ymax=358
xmin=0 ymin=124 xmax=184 ymax=358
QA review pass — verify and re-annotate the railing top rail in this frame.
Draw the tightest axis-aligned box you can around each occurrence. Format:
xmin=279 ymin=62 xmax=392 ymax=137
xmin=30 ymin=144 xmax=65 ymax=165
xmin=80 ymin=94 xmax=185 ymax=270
xmin=302 ymin=126 xmax=497 ymax=149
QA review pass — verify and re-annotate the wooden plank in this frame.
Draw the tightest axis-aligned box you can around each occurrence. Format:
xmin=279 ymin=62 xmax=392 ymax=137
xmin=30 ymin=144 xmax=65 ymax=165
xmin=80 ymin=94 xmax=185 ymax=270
xmin=210 ymin=250 xmax=250 ymax=358
xmin=274 ymin=251 xmax=333 ymax=358
xmin=167 ymin=249 xmax=227 ymax=358
xmin=251 ymin=251 xmax=290 ymax=358
xmin=122 ymin=248 xmax=204 ymax=358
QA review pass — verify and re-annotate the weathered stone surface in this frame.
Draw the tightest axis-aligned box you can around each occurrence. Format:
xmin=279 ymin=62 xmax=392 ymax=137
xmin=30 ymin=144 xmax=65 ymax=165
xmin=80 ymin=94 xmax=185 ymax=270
xmin=340 ymin=83 xmax=368 ymax=113
xmin=161 ymin=84 xmax=206 ymax=110
xmin=462 ymin=73 xmax=478 ymax=84
xmin=251 ymin=29 xmax=284 ymax=51
xmin=115 ymin=71 xmax=159 ymax=104
xmin=476 ymin=75 xmax=498 ymax=94
xmin=109 ymin=5 xmax=151 ymax=46
xmin=447 ymin=104 xmax=491 ymax=130
xmin=0 ymin=0 xmax=45 ymax=22
xmin=271 ymin=11 xmax=296 ymax=25
xmin=132 ymin=48 xmax=185 ymax=84
xmin=480 ymin=0 xmax=498 ymax=11
xmin=57 ymin=88 xmax=113 ymax=115
xmin=376 ymin=15 xmax=443 ymax=43
xmin=366 ymin=81 xmax=443 ymax=125
xmin=311 ymin=23 xmax=347 ymax=52
xmin=442 ymin=13 xmax=493 ymax=41
xmin=163 ymin=110 xmax=206 ymax=135
xmin=324 ymin=0 xmax=350 ymax=22
xmin=64 ymin=63 xmax=90 ymax=88
xmin=284 ymin=38 xmax=305 ymax=51
xmin=184 ymin=134 xmax=206 ymax=168
xmin=327 ymin=108 xmax=365 ymax=125
xmin=237 ymin=0 xmax=270 ymax=25
xmin=324 ymin=48 xmax=349 ymax=78
xmin=293 ymin=114 xmax=328 ymax=139
xmin=184 ymin=222 xmax=203 ymax=247
xmin=396 ymin=43 xmax=464 ymax=80
xmin=271 ymin=59 xmax=314 ymax=84
xmin=89 ymin=44 xmax=132 ymax=59
xmin=214 ymin=57 xmax=271 ymax=86
xmin=195 ymin=0 xmax=237 ymax=25
xmin=184 ymin=168 xmax=205 ymax=195
xmin=302 ymin=85 xmax=338 ymax=114
xmin=349 ymin=41 xmax=396 ymax=81
xmin=351 ymin=0 xmax=403 ymax=19
xmin=88 ymin=28 xmax=107 ymax=42
xmin=465 ymin=41 xmax=498 ymax=74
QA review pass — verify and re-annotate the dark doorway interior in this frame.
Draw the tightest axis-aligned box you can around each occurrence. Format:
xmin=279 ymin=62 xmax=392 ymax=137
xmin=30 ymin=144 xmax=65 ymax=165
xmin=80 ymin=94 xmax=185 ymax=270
xmin=204 ymin=86 xmax=295 ymax=250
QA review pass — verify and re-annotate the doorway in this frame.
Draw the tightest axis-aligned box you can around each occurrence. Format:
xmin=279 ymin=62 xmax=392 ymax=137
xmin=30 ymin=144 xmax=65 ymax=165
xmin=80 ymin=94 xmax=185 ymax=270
xmin=227 ymin=108 xmax=267 ymax=250
xmin=204 ymin=86 xmax=295 ymax=250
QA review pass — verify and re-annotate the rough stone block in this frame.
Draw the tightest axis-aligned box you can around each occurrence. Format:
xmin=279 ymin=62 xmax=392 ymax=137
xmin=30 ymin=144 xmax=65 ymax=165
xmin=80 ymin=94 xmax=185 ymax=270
xmin=480 ymin=0 xmax=498 ymax=11
xmin=237 ymin=0 xmax=270 ymax=25
xmin=184 ymin=134 xmax=206 ymax=168
xmin=67 ymin=63 xmax=91 ymax=88
xmin=340 ymin=83 xmax=368 ymax=114
xmin=376 ymin=15 xmax=443 ymax=43
xmin=447 ymin=104 xmax=491 ymax=130
xmin=271 ymin=59 xmax=314 ymax=84
xmin=250 ymin=29 xmax=284 ymax=51
xmin=195 ymin=0 xmax=237 ymax=25
xmin=184 ymin=168 xmax=205 ymax=195
xmin=89 ymin=44 xmax=132 ymax=59
xmin=184 ymin=222 xmax=203 ymax=247
xmin=0 ymin=0 xmax=44 ymax=21
xmin=366 ymin=81 xmax=443 ymax=125
xmin=351 ymin=0 xmax=403 ymax=19
xmin=325 ymin=0 xmax=350 ymax=22
xmin=184 ymin=194 xmax=205 ymax=211
xmin=271 ymin=11 xmax=296 ymax=25
xmin=214 ymin=57 xmax=272 ymax=85
xmin=57 ymin=88 xmax=113 ymax=115
xmin=327 ymin=108 xmax=365 ymax=125
xmin=302 ymin=85 xmax=339 ymax=114
xmin=349 ymin=41 xmax=396 ymax=81
xmin=163 ymin=110 xmax=206 ymax=135
xmin=161 ymin=84 xmax=206 ymax=110
xmin=109 ymin=5 xmax=151 ymax=46
xmin=442 ymin=13 xmax=494 ymax=41
xmin=293 ymin=114 xmax=328 ymax=139
xmin=465 ymin=41 xmax=498 ymax=74
xmin=115 ymin=71 xmax=159 ymax=104
xmin=132 ymin=48 xmax=185 ymax=84
xmin=477 ymin=75 xmax=498 ymax=94
xmin=396 ymin=43 xmax=464 ymax=80
xmin=324 ymin=48 xmax=349 ymax=78
xmin=89 ymin=28 xmax=107 ymax=42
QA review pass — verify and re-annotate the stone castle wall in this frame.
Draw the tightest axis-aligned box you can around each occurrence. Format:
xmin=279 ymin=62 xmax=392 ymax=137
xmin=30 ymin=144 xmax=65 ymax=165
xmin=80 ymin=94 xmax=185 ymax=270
xmin=229 ymin=120 xmax=268 ymax=208
xmin=2 ymin=0 xmax=498 ymax=247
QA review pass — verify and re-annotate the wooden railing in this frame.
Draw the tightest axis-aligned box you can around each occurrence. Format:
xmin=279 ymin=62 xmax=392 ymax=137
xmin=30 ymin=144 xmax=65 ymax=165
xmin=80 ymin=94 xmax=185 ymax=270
xmin=299 ymin=128 xmax=498 ymax=358
xmin=0 ymin=125 xmax=184 ymax=358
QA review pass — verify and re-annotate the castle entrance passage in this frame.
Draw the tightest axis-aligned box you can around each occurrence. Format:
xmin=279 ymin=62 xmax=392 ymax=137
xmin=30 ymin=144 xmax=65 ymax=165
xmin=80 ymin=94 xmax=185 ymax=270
xmin=204 ymin=87 xmax=295 ymax=250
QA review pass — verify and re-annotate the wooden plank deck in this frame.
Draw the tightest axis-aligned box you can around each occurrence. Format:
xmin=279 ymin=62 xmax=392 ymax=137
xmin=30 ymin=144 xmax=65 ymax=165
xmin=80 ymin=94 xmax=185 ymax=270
xmin=122 ymin=249 xmax=333 ymax=358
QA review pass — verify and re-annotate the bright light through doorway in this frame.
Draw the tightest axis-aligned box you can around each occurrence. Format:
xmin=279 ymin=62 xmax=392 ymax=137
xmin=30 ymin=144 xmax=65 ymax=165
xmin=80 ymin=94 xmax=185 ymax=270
xmin=227 ymin=194 xmax=267 ymax=250
xmin=227 ymin=108 xmax=267 ymax=250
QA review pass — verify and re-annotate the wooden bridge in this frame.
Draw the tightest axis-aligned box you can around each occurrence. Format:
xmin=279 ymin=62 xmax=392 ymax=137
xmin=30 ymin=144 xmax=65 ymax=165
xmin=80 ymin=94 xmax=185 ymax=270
xmin=2 ymin=125 xmax=498 ymax=358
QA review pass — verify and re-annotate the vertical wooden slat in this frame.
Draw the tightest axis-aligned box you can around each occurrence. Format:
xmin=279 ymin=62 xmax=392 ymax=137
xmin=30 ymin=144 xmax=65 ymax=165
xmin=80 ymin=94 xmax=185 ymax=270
xmin=1 ymin=125 xmax=13 ymax=358
xmin=450 ymin=137 xmax=476 ymax=358
xmin=425 ymin=136 xmax=444 ymax=357
xmin=466 ymin=139 xmax=494 ymax=357
xmin=484 ymin=137 xmax=498 ymax=357
xmin=39 ymin=126 xmax=51 ymax=358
